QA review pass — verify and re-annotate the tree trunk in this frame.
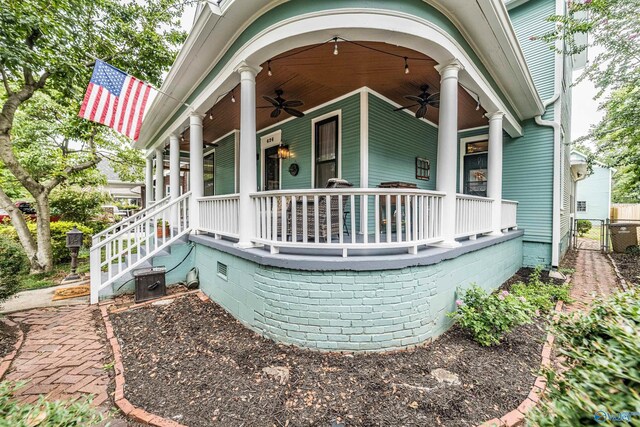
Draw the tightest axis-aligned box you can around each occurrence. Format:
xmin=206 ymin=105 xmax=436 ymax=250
xmin=34 ymin=193 xmax=53 ymax=272
xmin=0 ymin=186 xmax=41 ymax=271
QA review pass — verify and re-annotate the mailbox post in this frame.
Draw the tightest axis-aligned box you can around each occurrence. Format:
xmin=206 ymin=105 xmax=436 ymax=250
xmin=65 ymin=226 xmax=84 ymax=281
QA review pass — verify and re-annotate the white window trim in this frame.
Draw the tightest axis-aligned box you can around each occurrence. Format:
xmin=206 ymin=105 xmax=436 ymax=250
xmin=311 ymin=110 xmax=342 ymax=188
xmin=459 ymin=134 xmax=489 ymax=194
xmin=260 ymin=129 xmax=283 ymax=191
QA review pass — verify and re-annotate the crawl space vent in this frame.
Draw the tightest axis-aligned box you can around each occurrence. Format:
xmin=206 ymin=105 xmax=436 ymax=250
xmin=217 ymin=262 xmax=228 ymax=280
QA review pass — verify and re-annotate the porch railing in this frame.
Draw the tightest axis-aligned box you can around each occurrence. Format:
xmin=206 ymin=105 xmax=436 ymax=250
xmin=501 ymin=199 xmax=518 ymax=230
xmin=455 ymin=194 xmax=493 ymax=238
xmin=198 ymin=194 xmax=240 ymax=239
xmin=89 ymin=192 xmax=191 ymax=304
xmin=250 ymin=188 xmax=444 ymax=255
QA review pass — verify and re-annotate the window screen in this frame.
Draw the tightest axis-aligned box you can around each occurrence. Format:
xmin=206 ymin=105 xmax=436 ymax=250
xmin=577 ymin=201 xmax=586 ymax=212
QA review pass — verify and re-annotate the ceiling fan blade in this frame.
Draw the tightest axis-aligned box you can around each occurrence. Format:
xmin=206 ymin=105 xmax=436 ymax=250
xmin=270 ymin=108 xmax=282 ymax=118
xmin=404 ymin=95 xmax=424 ymax=103
xmin=415 ymin=104 xmax=427 ymax=119
xmin=283 ymin=107 xmax=305 ymax=117
xmin=263 ymin=96 xmax=280 ymax=107
xmin=393 ymin=104 xmax=419 ymax=112
xmin=257 ymin=106 xmax=274 ymax=109
xmin=428 ymin=101 xmax=440 ymax=109
xmin=283 ymin=99 xmax=303 ymax=108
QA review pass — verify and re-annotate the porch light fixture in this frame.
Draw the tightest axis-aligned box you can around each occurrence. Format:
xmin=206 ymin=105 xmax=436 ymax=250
xmin=404 ymin=57 xmax=410 ymax=74
xmin=277 ymin=144 xmax=291 ymax=159
xmin=231 ymin=90 xmax=236 ymax=103
xmin=64 ymin=226 xmax=83 ymax=282
xmin=209 ymin=111 xmax=213 ymax=120
xmin=267 ymin=60 xmax=273 ymax=76
xmin=333 ymin=37 xmax=339 ymax=55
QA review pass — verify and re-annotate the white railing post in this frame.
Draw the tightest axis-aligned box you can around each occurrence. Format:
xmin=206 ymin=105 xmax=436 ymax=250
xmin=435 ymin=59 xmax=464 ymax=247
xmin=487 ymin=111 xmax=505 ymax=235
xmin=169 ymin=133 xmax=181 ymax=226
xmin=190 ymin=113 xmax=205 ymax=231
xmin=145 ymin=155 xmax=154 ymax=207
xmin=154 ymin=146 xmax=164 ymax=202
xmin=235 ymin=61 xmax=261 ymax=248
xmin=89 ymin=246 xmax=100 ymax=304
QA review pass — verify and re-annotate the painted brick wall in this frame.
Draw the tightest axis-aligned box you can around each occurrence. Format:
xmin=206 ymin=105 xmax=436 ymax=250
xmin=196 ymin=236 xmax=523 ymax=351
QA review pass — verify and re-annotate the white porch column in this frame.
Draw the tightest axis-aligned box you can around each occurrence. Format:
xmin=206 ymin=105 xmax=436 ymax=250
xmin=190 ymin=113 xmax=204 ymax=231
xmin=154 ymin=146 xmax=164 ymax=202
xmin=487 ymin=111 xmax=505 ymax=235
xmin=435 ymin=60 xmax=464 ymax=247
xmin=169 ymin=133 xmax=181 ymax=225
xmin=145 ymin=155 xmax=153 ymax=206
xmin=236 ymin=62 xmax=261 ymax=248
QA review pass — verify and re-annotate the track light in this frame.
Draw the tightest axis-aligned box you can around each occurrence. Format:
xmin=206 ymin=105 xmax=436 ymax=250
xmin=404 ymin=57 xmax=410 ymax=74
xmin=267 ymin=60 xmax=273 ymax=77
xmin=475 ymin=98 xmax=481 ymax=111
xmin=180 ymin=134 xmax=184 ymax=142
xmin=209 ymin=112 xmax=213 ymax=120
xmin=231 ymin=91 xmax=236 ymax=103
xmin=333 ymin=37 xmax=339 ymax=55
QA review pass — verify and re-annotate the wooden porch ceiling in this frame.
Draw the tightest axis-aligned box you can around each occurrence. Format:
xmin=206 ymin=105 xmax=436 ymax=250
xmin=182 ymin=42 xmax=487 ymax=149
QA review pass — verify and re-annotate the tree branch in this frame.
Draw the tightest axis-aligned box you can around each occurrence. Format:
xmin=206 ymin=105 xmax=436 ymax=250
xmin=0 ymin=67 xmax=12 ymax=96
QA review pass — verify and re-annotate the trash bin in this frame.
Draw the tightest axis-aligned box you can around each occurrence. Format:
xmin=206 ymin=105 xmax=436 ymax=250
xmin=609 ymin=223 xmax=639 ymax=253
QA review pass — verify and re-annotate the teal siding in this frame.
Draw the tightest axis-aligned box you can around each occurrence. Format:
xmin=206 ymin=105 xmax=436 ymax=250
xmin=368 ymin=94 xmax=438 ymax=190
xmin=256 ymin=94 xmax=360 ymax=189
xmin=504 ymin=120 xmax=554 ymax=244
xmin=509 ymin=0 xmax=556 ymax=102
xmin=214 ymin=132 xmax=237 ymax=195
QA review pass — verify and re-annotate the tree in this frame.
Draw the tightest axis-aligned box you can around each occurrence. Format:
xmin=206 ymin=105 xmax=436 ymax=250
xmin=541 ymin=0 xmax=640 ymax=203
xmin=0 ymin=0 xmax=187 ymax=272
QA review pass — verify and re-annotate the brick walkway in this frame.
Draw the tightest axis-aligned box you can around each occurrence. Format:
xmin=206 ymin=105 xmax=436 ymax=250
xmin=4 ymin=305 xmax=110 ymax=406
xmin=565 ymin=238 xmax=620 ymax=312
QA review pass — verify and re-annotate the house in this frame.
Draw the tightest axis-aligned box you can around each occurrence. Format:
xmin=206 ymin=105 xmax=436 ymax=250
xmin=90 ymin=0 xmax=575 ymax=352
xmin=97 ymin=160 xmax=144 ymax=208
xmin=570 ymin=151 xmax=614 ymax=221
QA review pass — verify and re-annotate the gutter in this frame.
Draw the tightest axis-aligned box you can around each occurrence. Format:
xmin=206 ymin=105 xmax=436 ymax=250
xmin=534 ymin=92 xmax=561 ymax=269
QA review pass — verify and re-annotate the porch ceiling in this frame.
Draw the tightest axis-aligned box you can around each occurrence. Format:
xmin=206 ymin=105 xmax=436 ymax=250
xmin=181 ymin=42 xmax=487 ymax=148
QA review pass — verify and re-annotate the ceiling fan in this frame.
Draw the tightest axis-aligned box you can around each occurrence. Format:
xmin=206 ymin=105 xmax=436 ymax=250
xmin=394 ymin=85 xmax=440 ymax=119
xmin=259 ymin=89 xmax=305 ymax=118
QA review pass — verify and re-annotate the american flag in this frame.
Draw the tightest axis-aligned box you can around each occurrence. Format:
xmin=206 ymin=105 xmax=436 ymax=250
xmin=79 ymin=60 xmax=156 ymax=141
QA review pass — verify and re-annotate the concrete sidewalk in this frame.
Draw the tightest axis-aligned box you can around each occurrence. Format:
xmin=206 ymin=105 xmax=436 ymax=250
xmin=0 ymin=281 xmax=89 ymax=314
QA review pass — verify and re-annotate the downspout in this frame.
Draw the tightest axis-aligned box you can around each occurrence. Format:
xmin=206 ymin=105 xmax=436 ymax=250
xmin=535 ymin=92 xmax=561 ymax=267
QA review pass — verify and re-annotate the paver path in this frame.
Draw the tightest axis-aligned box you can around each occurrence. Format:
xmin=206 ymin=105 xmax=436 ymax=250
xmin=565 ymin=238 xmax=620 ymax=312
xmin=4 ymin=305 xmax=109 ymax=406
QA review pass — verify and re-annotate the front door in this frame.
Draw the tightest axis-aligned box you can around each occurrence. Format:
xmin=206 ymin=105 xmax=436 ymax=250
xmin=203 ymin=151 xmax=215 ymax=196
xmin=463 ymin=140 xmax=488 ymax=197
xmin=264 ymin=145 xmax=280 ymax=190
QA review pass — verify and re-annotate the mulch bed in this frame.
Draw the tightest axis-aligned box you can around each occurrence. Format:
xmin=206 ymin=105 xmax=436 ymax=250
xmin=111 ymin=295 xmax=546 ymax=427
xmin=503 ymin=266 xmax=565 ymax=290
xmin=609 ymin=252 xmax=640 ymax=286
xmin=0 ymin=318 xmax=19 ymax=360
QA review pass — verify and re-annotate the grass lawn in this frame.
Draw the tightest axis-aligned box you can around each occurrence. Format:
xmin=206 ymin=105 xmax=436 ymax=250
xmin=17 ymin=255 xmax=89 ymax=292
xmin=579 ymin=225 xmax=602 ymax=241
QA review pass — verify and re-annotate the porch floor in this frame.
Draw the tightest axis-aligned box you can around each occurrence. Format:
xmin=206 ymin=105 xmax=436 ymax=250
xmin=190 ymin=229 xmax=524 ymax=271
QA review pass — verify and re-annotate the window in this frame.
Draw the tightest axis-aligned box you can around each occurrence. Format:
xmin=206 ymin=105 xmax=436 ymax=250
xmin=415 ymin=157 xmax=430 ymax=180
xmin=462 ymin=140 xmax=488 ymax=197
xmin=577 ymin=201 xmax=586 ymax=212
xmin=314 ymin=116 xmax=338 ymax=187
xmin=203 ymin=151 xmax=215 ymax=196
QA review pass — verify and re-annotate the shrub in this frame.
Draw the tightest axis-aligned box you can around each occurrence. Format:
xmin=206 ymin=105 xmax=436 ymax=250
xmin=0 ymin=236 xmax=28 ymax=304
xmin=510 ymin=266 xmax=572 ymax=312
xmin=0 ymin=381 xmax=102 ymax=426
xmin=0 ymin=222 xmax=92 ymax=264
xmin=448 ymin=285 xmax=535 ymax=346
xmin=576 ymin=219 xmax=592 ymax=236
xmin=50 ymin=187 xmax=109 ymax=223
xmin=528 ymin=288 xmax=640 ymax=426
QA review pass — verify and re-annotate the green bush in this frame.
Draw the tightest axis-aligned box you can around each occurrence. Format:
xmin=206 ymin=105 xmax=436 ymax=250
xmin=50 ymin=187 xmax=109 ymax=223
xmin=448 ymin=285 xmax=535 ymax=346
xmin=0 ymin=236 xmax=28 ymax=304
xmin=0 ymin=381 xmax=102 ymax=426
xmin=576 ymin=219 xmax=592 ymax=236
xmin=510 ymin=266 xmax=572 ymax=313
xmin=0 ymin=222 xmax=92 ymax=264
xmin=528 ymin=288 xmax=640 ymax=426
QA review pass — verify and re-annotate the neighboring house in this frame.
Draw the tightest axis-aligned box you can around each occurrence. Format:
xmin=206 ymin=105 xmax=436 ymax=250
xmin=90 ymin=0 xmax=575 ymax=352
xmin=97 ymin=160 xmax=144 ymax=207
xmin=570 ymin=151 xmax=614 ymax=221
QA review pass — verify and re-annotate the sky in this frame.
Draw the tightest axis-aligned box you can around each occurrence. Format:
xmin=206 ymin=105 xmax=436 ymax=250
xmin=570 ymin=45 xmax=606 ymax=146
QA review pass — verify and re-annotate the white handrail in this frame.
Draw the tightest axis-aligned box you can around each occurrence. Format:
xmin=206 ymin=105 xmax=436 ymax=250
xmin=198 ymin=194 xmax=240 ymax=238
xmin=248 ymin=188 xmax=444 ymax=255
xmin=93 ymin=195 xmax=171 ymax=242
xmin=90 ymin=192 xmax=192 ymax=304
xmin=455 ymin=194 xmax=493 ymax=238
xmin=501 ymin=200 xmax=518 ymax=230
